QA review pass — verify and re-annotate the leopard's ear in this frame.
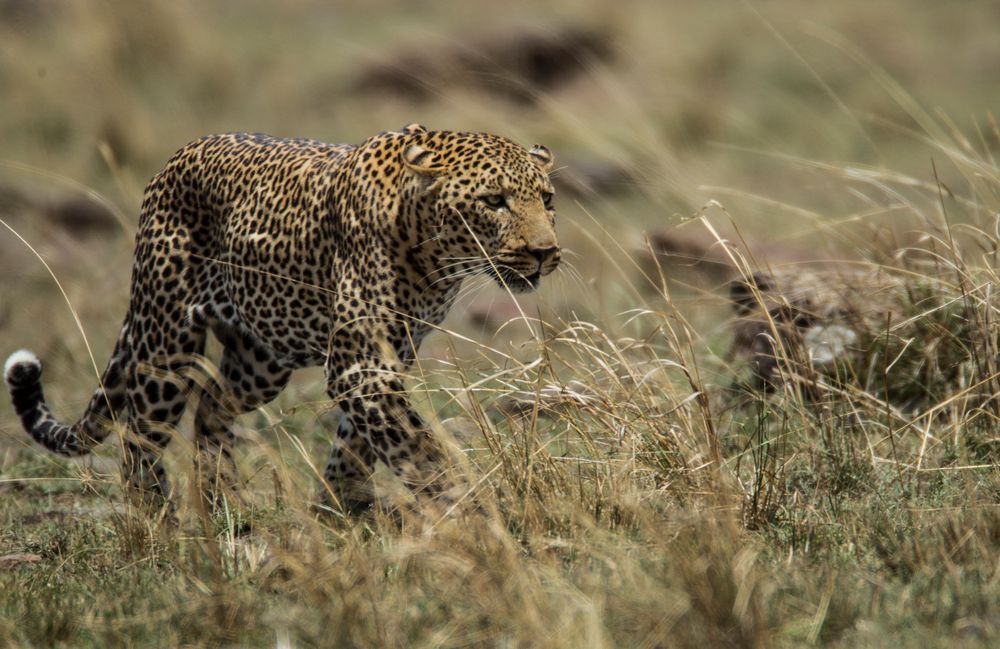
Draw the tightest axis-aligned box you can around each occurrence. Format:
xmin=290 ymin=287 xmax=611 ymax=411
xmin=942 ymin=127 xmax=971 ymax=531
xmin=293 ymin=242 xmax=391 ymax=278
xmin=402 ymin=144 xmax=446 ymax=176
xmin=730 ymin=272 xmax=773 ymax=315
xmin=529 ymin=144 xmax=554 ymax=173
xmin=400 ymin=123 xmax=428 ymax=135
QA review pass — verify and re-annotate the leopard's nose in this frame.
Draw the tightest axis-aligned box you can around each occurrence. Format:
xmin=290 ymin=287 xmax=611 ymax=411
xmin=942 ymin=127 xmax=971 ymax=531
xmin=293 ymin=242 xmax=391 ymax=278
xmin=527 ymin=245 xmax=560 ymax=270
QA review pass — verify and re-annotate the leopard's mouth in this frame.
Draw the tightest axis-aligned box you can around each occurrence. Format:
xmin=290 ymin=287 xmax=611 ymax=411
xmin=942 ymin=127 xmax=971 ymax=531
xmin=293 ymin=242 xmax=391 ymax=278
xmin=487 ymin=266 xmax=542 ymax=293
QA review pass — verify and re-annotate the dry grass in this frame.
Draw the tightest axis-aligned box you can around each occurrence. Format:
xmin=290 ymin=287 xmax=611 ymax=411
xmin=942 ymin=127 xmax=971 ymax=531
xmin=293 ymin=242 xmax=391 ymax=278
xmin=2 ymin=1 xmax=1000 ymax=647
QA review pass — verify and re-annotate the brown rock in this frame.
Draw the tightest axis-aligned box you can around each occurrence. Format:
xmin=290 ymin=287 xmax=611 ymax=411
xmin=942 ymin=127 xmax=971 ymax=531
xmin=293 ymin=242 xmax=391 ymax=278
xmin=44 ymin=195 xmax=119 ymax=235
xmin=552 ymin=157 xmax=634 ymax=198
xmin=464 ymin=295 xmax=535 ymax=332
xmin=352 ymin=25 xmax=613 ymax=104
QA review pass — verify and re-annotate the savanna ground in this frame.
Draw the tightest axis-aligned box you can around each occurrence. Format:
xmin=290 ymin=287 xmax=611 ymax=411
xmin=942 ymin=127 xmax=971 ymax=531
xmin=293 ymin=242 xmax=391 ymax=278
xmin=2 ymin=1 xmax=1000 ymax=647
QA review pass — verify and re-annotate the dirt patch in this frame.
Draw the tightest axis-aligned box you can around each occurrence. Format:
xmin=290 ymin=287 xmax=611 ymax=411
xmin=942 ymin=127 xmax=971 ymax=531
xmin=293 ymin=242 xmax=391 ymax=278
xmin=0 ymin=553 xmax=42 ymax=569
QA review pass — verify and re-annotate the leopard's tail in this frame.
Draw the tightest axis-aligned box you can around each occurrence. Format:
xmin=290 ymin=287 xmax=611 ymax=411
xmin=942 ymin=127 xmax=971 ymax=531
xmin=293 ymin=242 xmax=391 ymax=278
xmin=5 ymin=325 xmax=129 ymax=456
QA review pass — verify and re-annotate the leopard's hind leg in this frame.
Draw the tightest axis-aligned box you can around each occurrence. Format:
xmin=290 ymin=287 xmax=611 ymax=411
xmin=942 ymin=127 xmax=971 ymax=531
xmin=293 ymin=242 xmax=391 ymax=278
xmin=119 ymin=299 xmax=206 ymax=513
xmin=323 ymin=412 xmax=377 ymax=513
xmin=116 ymin=196 xmax=213 ymax=514
xmin=189 ymin=306 xmax=291 ymax=511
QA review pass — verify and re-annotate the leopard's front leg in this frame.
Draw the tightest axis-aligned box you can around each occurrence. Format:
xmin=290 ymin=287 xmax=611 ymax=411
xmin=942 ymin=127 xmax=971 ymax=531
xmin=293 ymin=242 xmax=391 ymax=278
xmin=323 ymin=334 xmax=449 ymax=509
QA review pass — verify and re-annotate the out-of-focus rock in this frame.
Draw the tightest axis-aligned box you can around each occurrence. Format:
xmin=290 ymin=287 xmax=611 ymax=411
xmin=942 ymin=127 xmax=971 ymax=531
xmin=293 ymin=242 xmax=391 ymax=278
xmin=0 ymin=182 xmax=120 ymax=237
xmin=553 ymin=157 xmax=634 ymax=198
xmin=44 ymin=195 xmax=120 ymax=235
xmin=466 ymin=295 xmax=535 ymax=332
xmin=643 ymin=227 xmax=850 ymax=284
xmin=0 ymin=183 xmax=31 ymax=213
xmin=352 ymin=25 xmax=613 ymax=104
xmin=44 ymin=196 xmax=121 ymax=236
xmin=0 ymin=0 xmax=57 ymax=25
xmin=646 ymin=228 xmax=733 ymax=275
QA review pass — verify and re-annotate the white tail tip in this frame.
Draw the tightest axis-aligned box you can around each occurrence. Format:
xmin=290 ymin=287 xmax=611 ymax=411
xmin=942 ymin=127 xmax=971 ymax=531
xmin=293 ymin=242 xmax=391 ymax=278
xmin=4 ymin=349 xmax=40 ymax=380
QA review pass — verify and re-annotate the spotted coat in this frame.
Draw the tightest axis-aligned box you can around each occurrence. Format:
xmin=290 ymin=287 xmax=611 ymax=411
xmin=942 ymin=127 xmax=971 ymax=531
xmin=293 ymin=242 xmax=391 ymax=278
xmin=5 ymin=124 xmax=560 ymax=511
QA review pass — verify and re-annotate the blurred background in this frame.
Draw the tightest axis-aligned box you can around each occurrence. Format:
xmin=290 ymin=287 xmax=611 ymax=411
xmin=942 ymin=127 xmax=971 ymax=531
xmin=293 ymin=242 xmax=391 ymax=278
xmin=2 ymin=0 xmax=999 ymax=426
xmin=6 ymin=4 xmax=1000 ymax=646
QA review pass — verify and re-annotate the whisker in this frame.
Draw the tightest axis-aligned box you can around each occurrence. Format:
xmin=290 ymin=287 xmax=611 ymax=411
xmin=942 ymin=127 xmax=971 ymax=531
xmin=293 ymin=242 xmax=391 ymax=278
xmin=451 ymin=275 xmax=492 ymax=307
xmin=448 ymin=205 xmax=538 ymax=339
xmin=418 ymin=259 xmax=489 ymax=285
xmin=426 ymin=263 xmax=492 ymax=289
xmin=559 ymin=260 xmax=590 ymax=293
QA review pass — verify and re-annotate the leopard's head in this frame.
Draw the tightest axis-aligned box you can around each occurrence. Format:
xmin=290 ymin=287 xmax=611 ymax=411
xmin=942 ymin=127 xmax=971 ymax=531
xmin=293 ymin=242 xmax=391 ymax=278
xmin=402 ymin=127 xmax=560 ymax=294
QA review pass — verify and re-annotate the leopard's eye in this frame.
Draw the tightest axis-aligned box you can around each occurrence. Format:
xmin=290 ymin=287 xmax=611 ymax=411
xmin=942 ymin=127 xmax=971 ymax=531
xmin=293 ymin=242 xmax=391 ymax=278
xmin=479 ymin=194 xmax=507 ymax=210
xmin=541 ymin=191 xmax=554 ymax=210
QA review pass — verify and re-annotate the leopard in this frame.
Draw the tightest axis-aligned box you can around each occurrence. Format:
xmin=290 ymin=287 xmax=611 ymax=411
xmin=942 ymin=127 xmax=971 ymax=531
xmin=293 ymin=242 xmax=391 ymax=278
xmin=4 ymin=123 xmax=560 ymax=514
xmin=727 ymin=267 xmax=898 ymax=393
